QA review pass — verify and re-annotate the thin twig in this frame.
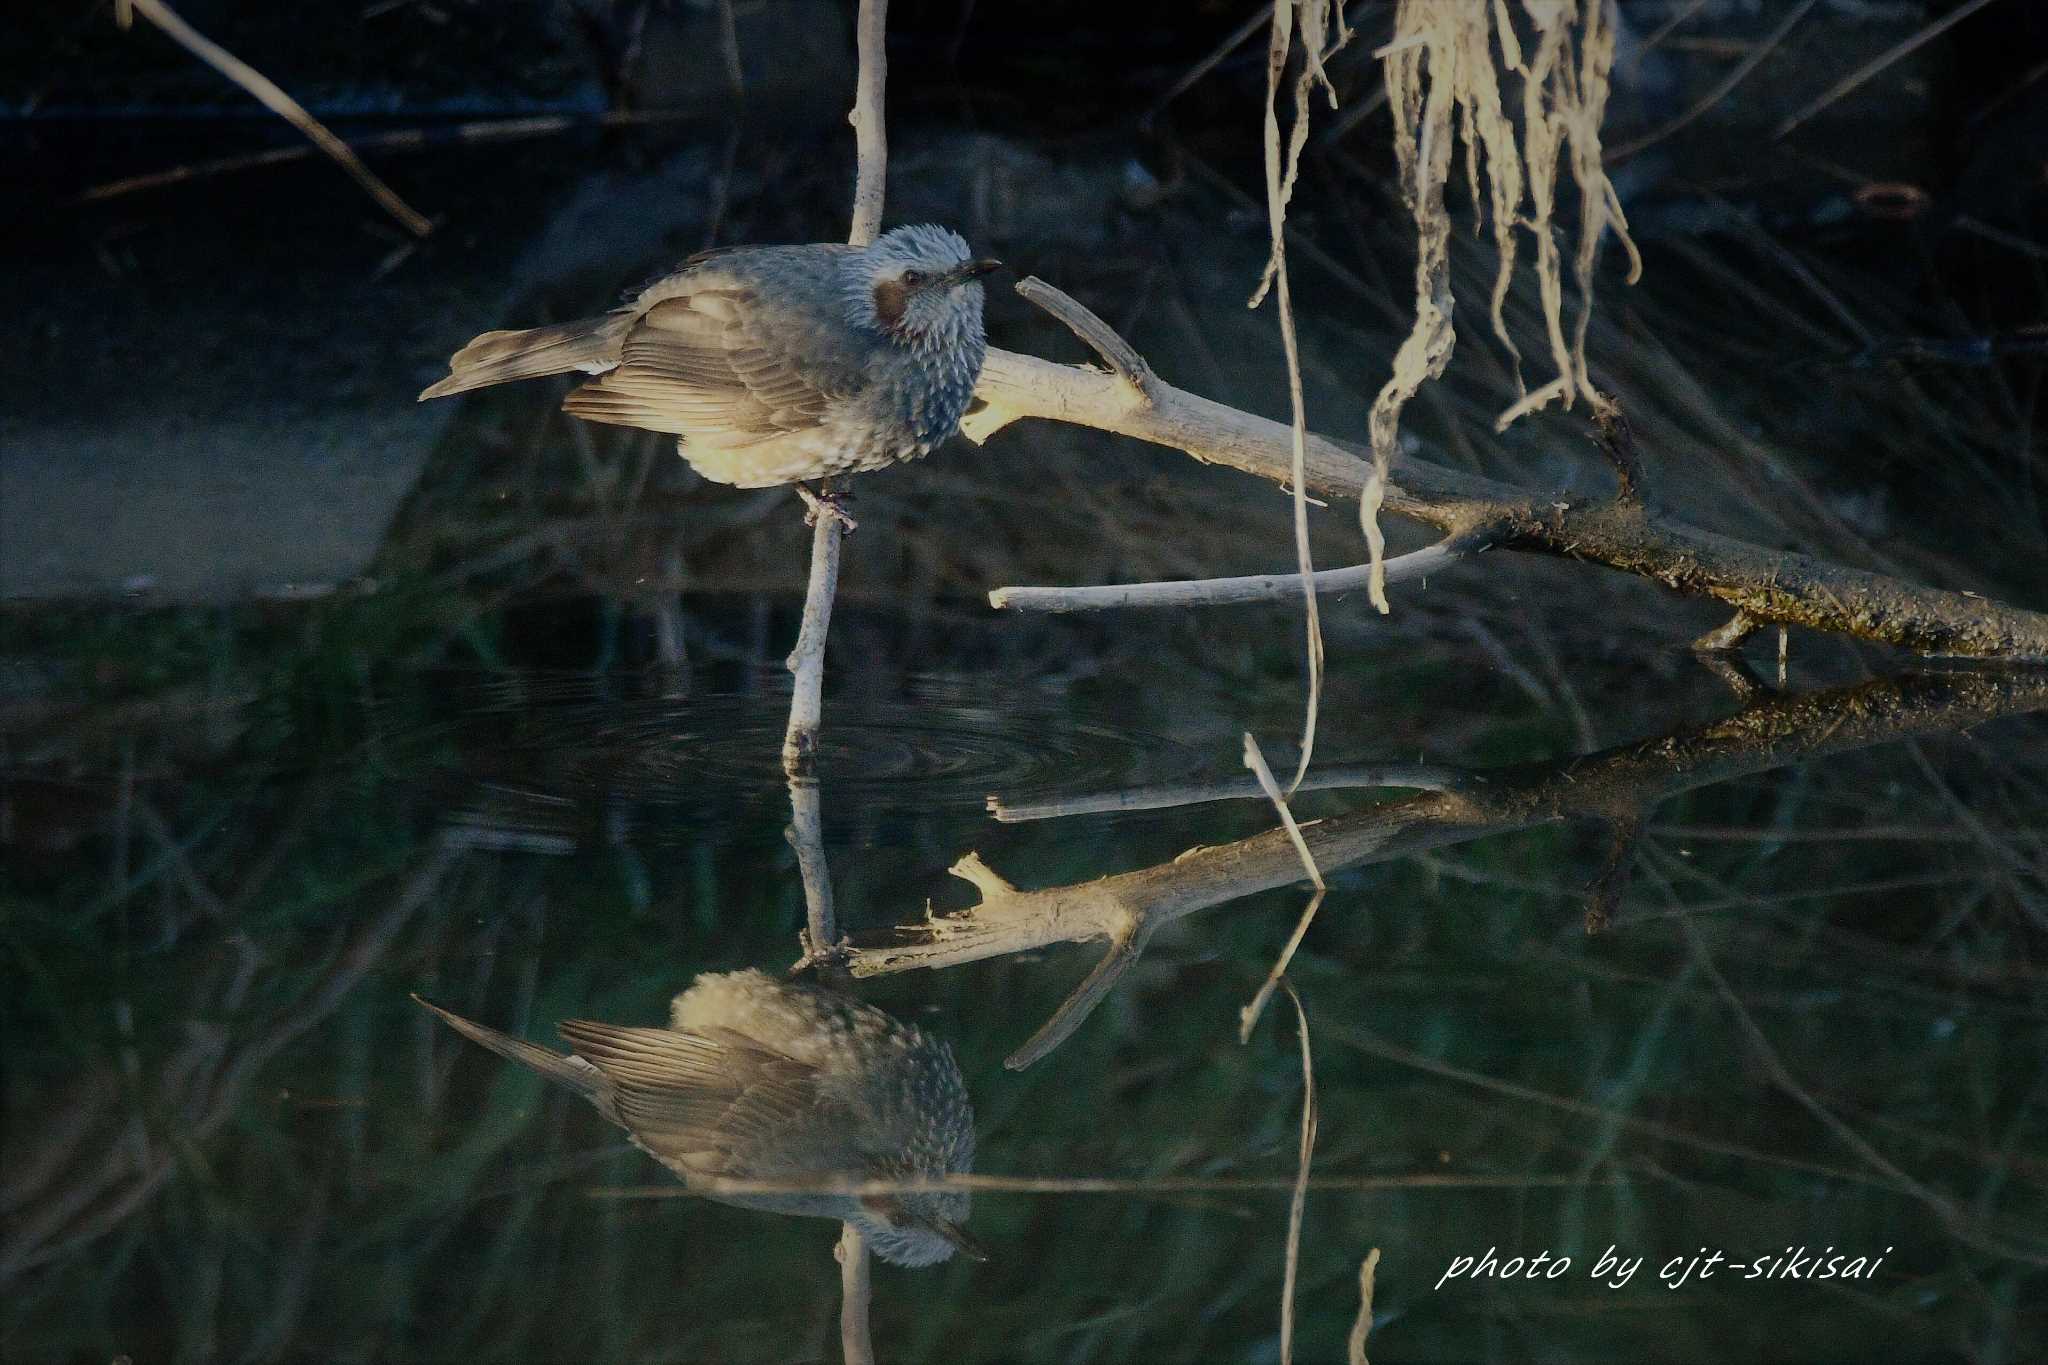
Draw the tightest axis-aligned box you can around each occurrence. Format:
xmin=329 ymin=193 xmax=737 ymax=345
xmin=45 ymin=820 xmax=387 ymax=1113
xmin=74 ymin=111 xmax=690 ymax=207
xmin=989 ymin=532 xmax=1479 ymax=613
xmin=1146 ymin=3 xmax=1277 ymax=120
xmin=119 ymin=0 xmax=432 ymax=237
xmin=1774 ymin=0 xmax=2006 ymax=140
xmin=1604 ymin=0 xmax=1825 ymax=165
xmin=1014 ymin=277 xmax=1155 ymax=397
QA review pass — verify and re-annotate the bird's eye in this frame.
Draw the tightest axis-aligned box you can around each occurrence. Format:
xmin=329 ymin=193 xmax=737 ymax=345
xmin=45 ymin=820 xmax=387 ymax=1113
xmin=901 ymin=269 xmax=926 ymax=288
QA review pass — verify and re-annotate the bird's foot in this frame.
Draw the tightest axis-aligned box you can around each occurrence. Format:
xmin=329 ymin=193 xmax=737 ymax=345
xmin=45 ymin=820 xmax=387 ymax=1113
xmin=791 ymin=929 xmax=854 ymax=975
xmin=796 ymin=483 xmax=858 ymax=532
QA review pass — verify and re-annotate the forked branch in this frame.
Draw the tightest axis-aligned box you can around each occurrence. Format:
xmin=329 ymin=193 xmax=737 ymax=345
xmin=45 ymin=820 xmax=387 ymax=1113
xmin=968 ymin=283 xmax=2048 ymax=660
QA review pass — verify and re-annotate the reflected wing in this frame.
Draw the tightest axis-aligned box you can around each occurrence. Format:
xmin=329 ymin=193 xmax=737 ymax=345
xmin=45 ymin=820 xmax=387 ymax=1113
xmin=555 ymin=1020 xmax=850 ymax=1174
xmin=562 ymin=280 xmax=864 ymax=441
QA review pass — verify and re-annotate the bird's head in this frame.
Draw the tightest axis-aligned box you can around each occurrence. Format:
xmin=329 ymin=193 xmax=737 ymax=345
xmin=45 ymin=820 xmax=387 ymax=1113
xmin=856 ymin=1188 xmax=985 ymax=1268
xmin=853 ymin=224 xmax=1000 ymax=349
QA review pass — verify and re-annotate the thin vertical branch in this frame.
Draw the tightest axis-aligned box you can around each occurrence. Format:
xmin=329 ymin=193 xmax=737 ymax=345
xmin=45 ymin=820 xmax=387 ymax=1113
xmin=782 ymin=509 xmax=845 ymax=774
xmin=783 ymin=0 xmax=889 ymax=777
xmin=796 ymin=9 xmax=891 ymax=1355
xmin=846 ymin=0 xmax=890 ymax=249
xmin=787 ymin=777 xmax=850 ymax=976
xmin=836 ymin=1223 xmax=876 ymax=1365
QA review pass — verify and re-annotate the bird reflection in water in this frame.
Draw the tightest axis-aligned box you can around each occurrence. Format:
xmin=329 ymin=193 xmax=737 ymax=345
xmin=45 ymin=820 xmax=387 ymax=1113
xmin=415 ymin=969 xmax=982 ymax=1267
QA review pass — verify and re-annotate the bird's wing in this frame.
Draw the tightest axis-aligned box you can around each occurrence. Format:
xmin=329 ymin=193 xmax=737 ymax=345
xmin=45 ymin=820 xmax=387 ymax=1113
xmin=556 ymin=1020 xmax=858 ymax=1176
xmin=562 ymin=273 xmax=867 ymax=441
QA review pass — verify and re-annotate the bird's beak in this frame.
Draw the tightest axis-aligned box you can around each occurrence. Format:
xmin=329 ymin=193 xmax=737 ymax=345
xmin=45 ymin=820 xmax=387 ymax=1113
xmin=923 ymin=1215 xmax=990 ymax=1262
xmin=954 ymin=258 xmax=1003 ymax=284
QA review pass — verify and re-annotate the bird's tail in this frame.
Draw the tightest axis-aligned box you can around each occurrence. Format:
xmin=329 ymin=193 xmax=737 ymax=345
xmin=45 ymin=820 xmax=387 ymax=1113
xmin=412 ymin=994 xmax=614 ymax=1118
xmin=418 ymin=315 xmax=626 ymax=401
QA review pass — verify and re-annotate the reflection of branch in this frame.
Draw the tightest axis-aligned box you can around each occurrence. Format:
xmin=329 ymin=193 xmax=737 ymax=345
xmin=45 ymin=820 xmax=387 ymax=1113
xmin=836 ymin=1223 xmax=875 ymax=1365
xmin=787 ymin=778 xmax=846 ymax=973
xmin=852 ymin=672 xmax=2048 ymax=1065
xmin=967 ymin=283 xmax=2048 ymax=659
xmin=990 ymin=763 xmax=1466 ymax=823
xmin=1581 ymin=815 xmax=1641 ymax=935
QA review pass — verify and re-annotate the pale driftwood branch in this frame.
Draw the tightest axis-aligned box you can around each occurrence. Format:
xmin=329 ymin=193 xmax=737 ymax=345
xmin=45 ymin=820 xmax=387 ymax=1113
xmin=836 ymin=1223 xmax=875 ymax=1365
xmin=851 ymin=671 xmax=2048 ymax=1065
xmin=121 ymin=0 xmax=432 ymax=237
xmin=966 ymin=282 xmax=2048 ymax=660
xmin=989 ymin=530 xmax=1483 ymax=613
xmin=988 ymin=762 xmax=1467 ymax=824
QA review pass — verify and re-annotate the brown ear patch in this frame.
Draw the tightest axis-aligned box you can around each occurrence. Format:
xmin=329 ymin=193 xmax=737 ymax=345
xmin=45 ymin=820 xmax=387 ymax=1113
xmin=872 ymin=278 xmax=910 ymax=333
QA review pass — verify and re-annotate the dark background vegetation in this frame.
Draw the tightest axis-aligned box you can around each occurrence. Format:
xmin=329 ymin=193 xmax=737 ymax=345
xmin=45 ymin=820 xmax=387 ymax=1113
xmin=4 ymin=2 xmax=2047 ymax=1362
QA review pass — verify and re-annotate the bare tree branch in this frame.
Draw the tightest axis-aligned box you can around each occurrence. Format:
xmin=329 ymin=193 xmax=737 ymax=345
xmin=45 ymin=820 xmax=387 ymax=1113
xmin=966 ymin=283 xmax=2048 ymax=660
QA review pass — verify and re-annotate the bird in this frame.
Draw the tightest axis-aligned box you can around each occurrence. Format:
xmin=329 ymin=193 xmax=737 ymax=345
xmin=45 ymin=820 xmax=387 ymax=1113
xmin=413 ymin=969 xmax=982 ymax=1267
xmin=419 ymin=225 xmax=1000 ymax=502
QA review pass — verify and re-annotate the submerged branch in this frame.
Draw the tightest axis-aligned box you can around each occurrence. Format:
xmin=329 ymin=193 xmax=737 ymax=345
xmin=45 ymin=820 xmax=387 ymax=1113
xmin=967 ymin=281 xmax=2048 ymax=660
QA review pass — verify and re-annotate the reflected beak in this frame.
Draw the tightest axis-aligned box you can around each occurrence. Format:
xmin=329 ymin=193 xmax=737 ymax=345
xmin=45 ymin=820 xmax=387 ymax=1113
xmin=953 ymin=258 xmax=1003 ymax=284
xmin=925 ymin=1215 xmax=990 ymax=1262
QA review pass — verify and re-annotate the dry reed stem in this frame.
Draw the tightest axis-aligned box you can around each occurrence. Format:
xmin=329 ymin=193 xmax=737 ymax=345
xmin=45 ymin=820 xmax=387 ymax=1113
xmin=119 ymin=0 xmax=432 ymax=237
xmin=1606 ymin=0 xmax=1824 ymax=162
xmin=1254 ymin=0 xmax=1353 ymax=791
xmin=1773 ymin=0 xmax=2005 ymax=140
